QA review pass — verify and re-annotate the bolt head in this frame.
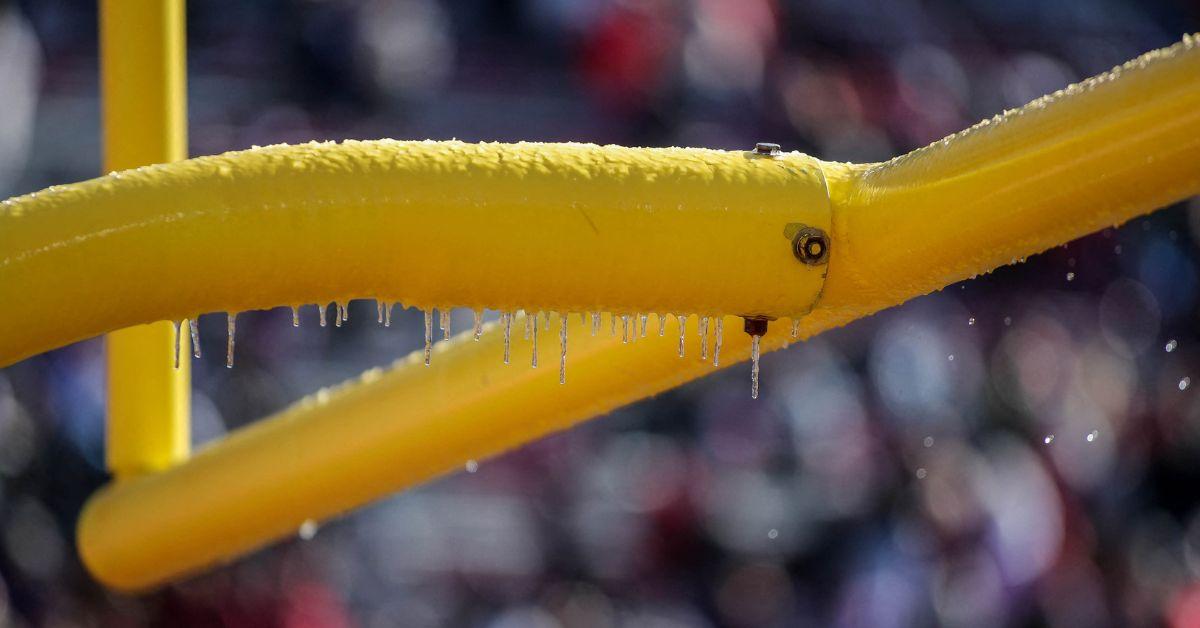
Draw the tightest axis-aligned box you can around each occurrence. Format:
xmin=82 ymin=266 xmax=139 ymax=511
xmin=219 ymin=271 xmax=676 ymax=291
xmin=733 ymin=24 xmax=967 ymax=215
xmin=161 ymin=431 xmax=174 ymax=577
xmin=792 ymin=227 xmax=829 ymax=265
xmin=753 ymin=142 xmax=781 ymax=156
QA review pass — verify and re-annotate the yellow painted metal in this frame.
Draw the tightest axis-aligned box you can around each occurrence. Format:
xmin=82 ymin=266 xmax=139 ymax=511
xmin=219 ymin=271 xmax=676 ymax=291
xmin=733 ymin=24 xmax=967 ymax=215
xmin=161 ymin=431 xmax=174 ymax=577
xmin=67 ymin=35 xmax=1200 ymax=590
xmin=99 ymin=0 xmax=190 ymax=478
xmin=0 ymin=141 xmax=831 ymax=367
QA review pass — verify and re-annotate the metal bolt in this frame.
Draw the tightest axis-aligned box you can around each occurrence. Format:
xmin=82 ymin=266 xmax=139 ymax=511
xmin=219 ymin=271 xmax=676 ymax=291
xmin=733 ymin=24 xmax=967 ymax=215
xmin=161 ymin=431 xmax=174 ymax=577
xmin=792 ymin=227 xmax=829 ymax=265
xmin=753 ymin=142 xmax=781 ymax=156
xmin=743 ymin=317 xmax=769 ymax=337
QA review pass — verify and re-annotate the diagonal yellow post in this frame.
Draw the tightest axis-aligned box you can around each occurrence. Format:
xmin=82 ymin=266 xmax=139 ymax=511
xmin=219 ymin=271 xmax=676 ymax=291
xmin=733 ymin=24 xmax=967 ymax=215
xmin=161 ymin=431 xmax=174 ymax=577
xmin=100 ymin=0 xmax=190 ymax=478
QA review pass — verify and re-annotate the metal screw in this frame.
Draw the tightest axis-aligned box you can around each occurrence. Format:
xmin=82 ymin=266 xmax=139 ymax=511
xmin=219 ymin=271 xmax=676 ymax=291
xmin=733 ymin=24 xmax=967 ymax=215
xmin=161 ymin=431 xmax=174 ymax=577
xmin=792 ymin=227 xmax=829 ymax=265
xmin=753 ymin=142 xmax=781 ymax=156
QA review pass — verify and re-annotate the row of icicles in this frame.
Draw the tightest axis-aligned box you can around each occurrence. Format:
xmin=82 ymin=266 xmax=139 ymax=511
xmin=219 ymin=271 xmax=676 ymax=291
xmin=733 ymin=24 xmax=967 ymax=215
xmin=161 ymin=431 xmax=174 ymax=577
xmin=172 ymin=303 xmax=801 ymax=399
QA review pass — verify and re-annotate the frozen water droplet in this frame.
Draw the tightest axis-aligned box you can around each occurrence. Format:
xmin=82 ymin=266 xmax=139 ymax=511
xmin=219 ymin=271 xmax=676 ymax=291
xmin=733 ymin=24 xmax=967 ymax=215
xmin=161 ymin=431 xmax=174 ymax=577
xmin=292 ymin=306 xmax=301 ymax=327
xmin=591 ymin=312 xmax=601 ymax=336
xmin=923 ymin=436 xmax=934 ymax=448
xmin=440 ymin=309 xmax=450 ymax=341
xmin=298 ymin=520 xmax=318 ymax=541
xmin=423 ymin=310 xmax=433 ymax=366
xmin=190 ymin=319 xmax=201 ymax=358
xmin=947 ymin=354 xmax=955 ymax=362
xmin=791 ymin=320 xmax=800 ymax=339
xmin=1043 ymin=434 xmax=1055 ymax=444
xmin=473 ymin=309 xmax=483 ymax=340
xmin=226 ymin=313 xmax=237 ymax=368
xmin=531 ymin=315 xmax=539 ymax=368
xmin=1086 ymin=430 xmax=1099 ymax=442
xmin=1180 ymin=377 xmax=1191 ymax=391
xmin=1066 ymin=272 xmax=1075 ymax=281
xmin=640 ymin=314 xmax=648 ymax=337
xmin=502 ymin=312 xmax=512 ymax=364
xmin=559 ymin=313 xmax=568 ymax=384
xmin=1003 ymin=316 xmax=1012 ymax=326
xmin=750 ymin=335 xmax=762 ymax=399
xmin=622 ymin=315 xmax=630 ymax=343
xmin=1166 ymin=339 xmax=1177 ymax=352
xmin=173 ymin=321 xmax=182 ymax=369
xmin=465 ymin=460 xmax=478 ymax=473
xmin=699 ymin=317 xmax=709 ymax=360
xmin=767 ymin=529 xmax=778 ymax=540
xmin=915 ymin=468 xmax=927 ymax=479
xmin=319 ymin=304 xmax=328 ymax=327
xmin=713 ymin=318 xmax=723 ymax=367
xmin=677 ymin=314 xmax=687 ymax=358
xmin=968 ymin=317 xmax=975 ymax=326
xmin=658 ymin=313 xmax=666 ymax=336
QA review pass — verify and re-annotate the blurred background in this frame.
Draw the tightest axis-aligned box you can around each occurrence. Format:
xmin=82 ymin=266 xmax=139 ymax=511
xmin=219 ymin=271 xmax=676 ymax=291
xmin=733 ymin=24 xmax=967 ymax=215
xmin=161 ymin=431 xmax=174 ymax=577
xmin=1 ymin=0 xmax=1200 ymax=626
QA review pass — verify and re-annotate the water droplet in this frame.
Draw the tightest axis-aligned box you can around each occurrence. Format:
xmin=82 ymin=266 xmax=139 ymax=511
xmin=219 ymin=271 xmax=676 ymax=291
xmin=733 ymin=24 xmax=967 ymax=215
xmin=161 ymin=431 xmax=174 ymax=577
xmin=473 ymin=309 xmax=483 ymax=340
xmin=916 ymin=468 xmax=927 ymax=479
xmin=677 ymin=314 xmax=687 ymax=358
xmin=923 ymin=436 xmax=934 ymax=448
xmin=465 ymin=460 xmax=478 ymax=473
xmin=189 ymin=319 xmax=201 ymax=358
xmin=502 ymin=312 xmax=512 ymax=364
xmin=1166 ymin=339 xmax=1178 ymax=352
xmin=968 ymin=317 xmax=975 ymax=326
xmin=440 ymin=309 xmax=450 ymax=341
xmin=319 ymin=304 xmax=328 ymax=327
xmin=531 ymin=315 xmax=539 ymax=368
xmin=292 ymin=306 xmax=301 ymax=327
xmin=423 ymin=310 xmax=433 ymax=366
xmin=1003 ymin=316 xmax=1012 ymax=326
xmin=591 ymin=312 xmax=601 ymax=336
xmin=699 ymin=317 xmax=709 ymax=360
xmin=1180 ymin=377 xmax=1191 ymax=391
xmin=658 ymin=313 xmax=666 ymax=336
xmin=750 ymin=334 xmax=761 ymax=399
xmin=713 ymin=318 xmax=724 ymax=366
xmin=226 ymin=313 xmax=237 ymax=368
xmin=173 ymin=321 xmax=182 ymax=369
xmin=559 ymin=313 xmax=568 ymax=384
xmin=791 ymin=320 xmax=800 ymax=339
xmin=947 ymin=354 xmax=955 ymax=362
xmin=767 ymin=529 xmax=778 ymax=540
xmin=298 ymin=520 xmax=318 ymax=541
xmin=1066 ymin=272 xmax=1075 ymax=281
xmin=1086 ymin=430 xmax=1099 ymax=442
xmin=622 ymin=315 xmax=630 ymax=343
xmin=640 ymin=314 xmax=648 ymax=338
xmin=1043 ymin=435 xmax=1055 ymax=444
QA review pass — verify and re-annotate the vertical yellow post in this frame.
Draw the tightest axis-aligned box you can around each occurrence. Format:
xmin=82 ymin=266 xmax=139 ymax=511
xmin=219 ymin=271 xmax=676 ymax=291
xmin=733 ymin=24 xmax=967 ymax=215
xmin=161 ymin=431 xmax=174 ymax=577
xmin=101 ymin=0 xmax=190 ymax=478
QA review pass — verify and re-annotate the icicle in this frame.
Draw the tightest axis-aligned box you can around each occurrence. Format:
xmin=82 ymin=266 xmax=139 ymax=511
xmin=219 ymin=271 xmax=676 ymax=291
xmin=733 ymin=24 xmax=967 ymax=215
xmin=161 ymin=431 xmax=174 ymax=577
xmin=630 ymin=314 xmax=638 ymax=344
xmin=543 ymin=311 xmax=551 ymax=326
xmin=292 ymin=306 xmax=300 ymax=327
xmin=622 ymin=315 xmax=630 ymax=343
xmin=610 ymin=313 xmax=617 ymax=336
xmin=658 ymin=313 xmax=666 ymax=336
xmin=341 ymin=302 xmax=349 ymax=322
xmin=384 ymin=302 xmax=393 ymax=327
xmin=335 ymin=302 xmax=347 ymax=327
xmin=190 ymin=319 xmax=201 ymax=358
xmin=531 ymin=315 xmax=539 ymax=368
xmin=790 ymin=320 xmax=800 ymax=339
xmin=503 ymin=312 xmax=512 ymax=364
xmin=473 ymin=309 xmax=483 ymax=340
xmin=677 ymin=314 xmax=687 ymax=357
xmin=319 ymin=304 xmax=328 ymax=327
xmin=713 ymin=318 xmax=723 ymax=367
xmin=440 ymin=309 xmax=450 ymax=340
xmin=591 ymin=312 xmax=601 ymax=336
xmin=699 ymin=317 xmax=709 ymax=360
xmin=173 ymin=321 xmax=182 ymax=369
xmin=524 ymin=313 xmax=532 ymax=340
xmin=377 ymin=301 xmax=385 ymax=325
xmin=226 ymin=313 xmax=237 ymax=368
xmin=751 ymin=335 xmax=762 ymax=399
xmin=559 ymin=312 xmax=568 ymax=384
xmin=640 ymin=314 xmax=648 ymax=337
xmin=423 ymin=310 xmax=433 ymax=366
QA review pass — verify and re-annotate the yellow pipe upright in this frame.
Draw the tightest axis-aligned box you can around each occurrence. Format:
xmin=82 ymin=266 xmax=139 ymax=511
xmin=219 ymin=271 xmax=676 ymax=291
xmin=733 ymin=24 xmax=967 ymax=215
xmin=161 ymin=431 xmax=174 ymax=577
xmin=100 ymin=0 xmax=190 ymax=478
xmin=74 ymin=36 xmax=1200 ymax=590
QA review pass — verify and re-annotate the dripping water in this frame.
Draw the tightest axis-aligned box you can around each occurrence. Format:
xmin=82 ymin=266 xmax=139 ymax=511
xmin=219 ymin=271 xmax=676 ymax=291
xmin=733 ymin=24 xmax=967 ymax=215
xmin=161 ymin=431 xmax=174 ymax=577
xmin=226 ymin=313 xmax=237 ymax=368
xmin=424 ymin=310 xmax=433 ymax=366
xmin=190 ymin=319 xmax=201 ymax=358
xmin=559 ymin=313 xmax=568 ymax=384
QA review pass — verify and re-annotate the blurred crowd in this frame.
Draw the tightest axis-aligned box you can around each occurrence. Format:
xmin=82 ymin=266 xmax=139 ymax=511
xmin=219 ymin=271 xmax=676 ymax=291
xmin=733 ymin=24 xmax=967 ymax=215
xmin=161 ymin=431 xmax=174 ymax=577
xmin=2 ymin=0 xmax=1200 ymax=626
